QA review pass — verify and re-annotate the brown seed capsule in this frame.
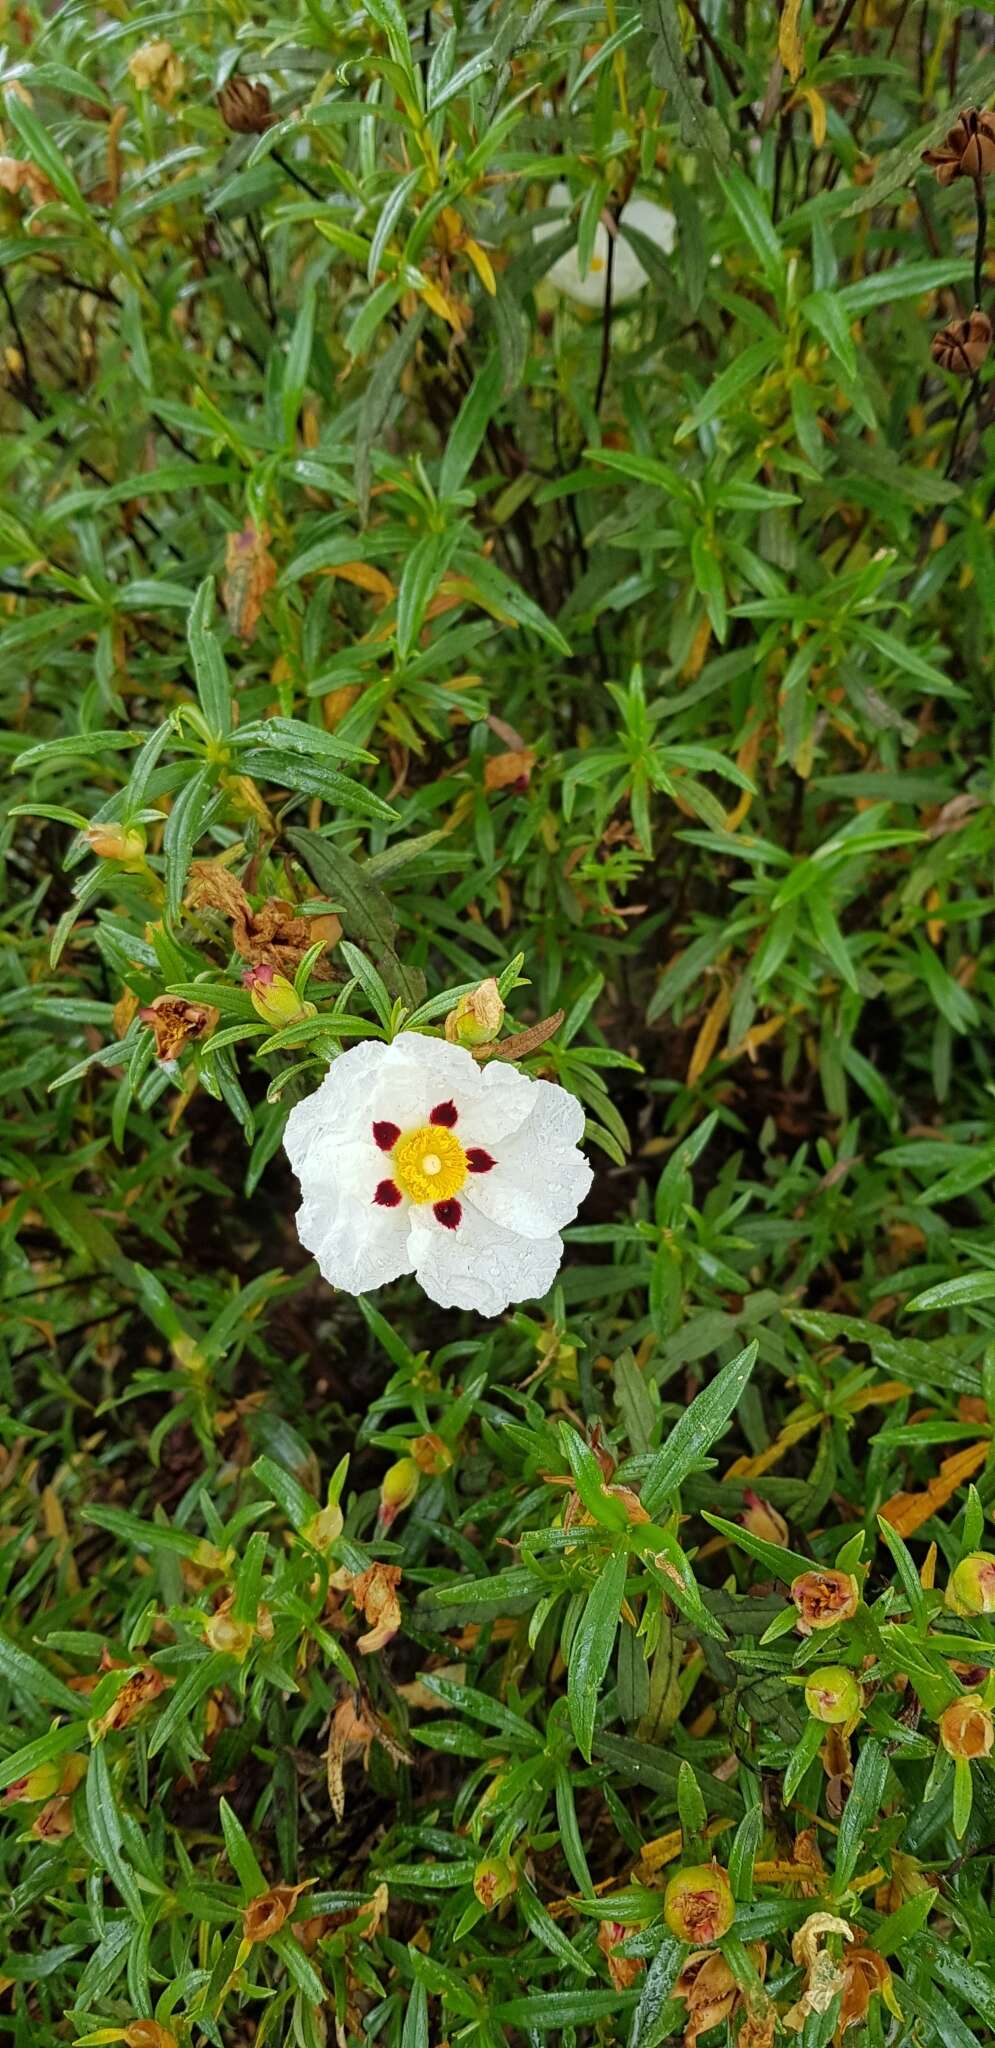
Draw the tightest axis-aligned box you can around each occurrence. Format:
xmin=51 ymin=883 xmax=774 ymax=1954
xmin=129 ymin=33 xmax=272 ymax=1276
xmin=922 ymin=107 xmax=995 ymax=185
xmin=931 ymin=310 xmax=992 ymax=375
xmin=218 ymin=78 xmax=274 ymax=135
xmin=790 ymin=1568 xmax=860 ymax=1636
xmin=939 ymin=1693 xmax=995 ymax=1760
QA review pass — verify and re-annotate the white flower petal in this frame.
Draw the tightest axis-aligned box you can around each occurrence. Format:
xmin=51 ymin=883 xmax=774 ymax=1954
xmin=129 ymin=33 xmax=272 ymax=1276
xmin=408 ymin=1199 xmax=564 ymax=1316
xmin=533 ymin=183 xmax=676 ymax=309
xmin=283 ymin=1038 xmax=389 ymax=1173
xmin=621 ymin=197 xmax=677 ymax=261
xmin=465 ymin=1058 xmax=542 ymax=1145
xmin=464 ymin=1079 xmax=592 ymax=1235
xmin=284 ymin=1033 xmax=593 ymax=1316
xmin=296 ymin=1139 xmax=413 ymax=1294
xmin=383 ymin=1032 xmax=484 ymax=1122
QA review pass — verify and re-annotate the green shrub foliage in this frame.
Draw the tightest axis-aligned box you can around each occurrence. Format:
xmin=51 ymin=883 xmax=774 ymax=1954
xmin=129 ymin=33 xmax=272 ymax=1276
xmin=4 ymin=1 xmax=995 ymax=2042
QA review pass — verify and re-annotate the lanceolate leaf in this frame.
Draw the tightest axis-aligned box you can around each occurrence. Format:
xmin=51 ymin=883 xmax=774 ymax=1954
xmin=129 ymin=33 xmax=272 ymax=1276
xmin=642 ymin=1342 xmax=758 ymax=1516
xmin=567 ymin=1546 xmax=628 ymax=1761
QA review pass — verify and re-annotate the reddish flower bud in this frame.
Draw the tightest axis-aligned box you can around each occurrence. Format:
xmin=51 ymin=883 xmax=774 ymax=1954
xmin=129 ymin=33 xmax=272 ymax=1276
xmin=242 ymin=962 xmax=316 ymax=1028
xmin=742 ymin=1490 xmax=789 ymax=1546
xmin=85 ymin=821 xmax=146 ymax=863
xmin=377 ymin=1455 xmax=420 ymax=1528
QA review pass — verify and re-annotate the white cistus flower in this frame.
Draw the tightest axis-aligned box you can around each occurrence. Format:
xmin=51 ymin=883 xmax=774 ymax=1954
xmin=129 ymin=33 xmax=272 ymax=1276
xmin=534 ymin=179 xmax=676 ymax=308
xmin=284 ymin=1033 xmax=593 ymax=1317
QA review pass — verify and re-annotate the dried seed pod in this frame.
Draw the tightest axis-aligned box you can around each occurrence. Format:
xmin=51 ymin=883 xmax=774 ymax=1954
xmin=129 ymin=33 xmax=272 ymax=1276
xmin=939 ymin=1693 xmax=995 ymax=1759
xmin=217 ymin=77 xmax=274 ymax=135
xmin=790 ymin=1568 xmax=860 ymax=1636
xmin=931 ymin=309 xmax=992 ymax=375
xmin=922 ymin=108 xmax=995 ymax=185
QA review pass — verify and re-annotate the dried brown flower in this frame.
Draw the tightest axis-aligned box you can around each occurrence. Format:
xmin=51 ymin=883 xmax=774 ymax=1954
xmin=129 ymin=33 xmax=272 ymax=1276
xmin=0 ymin=154 xmax=57 ymax=209
xmin=218 ymin=78 xmax=274 ymax=135
xmin=923 ymin=108 xmax=995 ymax=185
xmin=350 ymin=1563 xmax=402 ymax=1653
xmin=837 ymin=1948 xmax=898 ymax=2038
xmin=140 ymin=994 xmax=219 ymax=1062
xmin=243 ymin=1880 xmax=313 ymax=1944
xmin=675 ymin=1945 xmax=767 ymax=2047
xmin=93 ymin=1665 xmax=170 ymax=1739
xmin=128 ymin=40 xmax=183 ymax=104
xmin=597 ymin=1918 xmax=645 ymax=1991
xmin=931 ymin=310 xmax=992 ymax=375
xmin=186 ymin=861 xmax=337 ymax=978
xmin=222 ymin=520 xmax=277 ymax=640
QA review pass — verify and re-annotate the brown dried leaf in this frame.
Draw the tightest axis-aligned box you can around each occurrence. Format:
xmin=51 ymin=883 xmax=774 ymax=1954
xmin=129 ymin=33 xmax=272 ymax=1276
xmin=473 ymin=1009 xmax=565 ymax=1063
xmin=222 ymin=521 xmax=277 ymax=642
xmin=483 ymin=748 xmax=535 ymax=791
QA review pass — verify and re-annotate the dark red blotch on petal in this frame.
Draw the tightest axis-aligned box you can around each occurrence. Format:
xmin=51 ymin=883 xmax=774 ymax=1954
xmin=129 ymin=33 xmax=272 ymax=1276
xmin=372 ymin=1120 xmax=400 ymax=1151
xmin=433 ymin=1199 xmax=462 ymax=1229
xmin=373 ymin=1179 xmax=402 ymax=1207
xmin=430 ymin=1100 xmax=458 ymax=1127
xmin=466 ymin=1148 xmax=495 ymax=1173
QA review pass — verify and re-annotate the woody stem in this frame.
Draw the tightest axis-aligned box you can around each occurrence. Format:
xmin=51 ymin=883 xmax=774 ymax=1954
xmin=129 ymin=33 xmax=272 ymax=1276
xmin=947 ymin=173 xmax=989 ymax=480
xmin=974 ymin=173 xmax=987 ymax=309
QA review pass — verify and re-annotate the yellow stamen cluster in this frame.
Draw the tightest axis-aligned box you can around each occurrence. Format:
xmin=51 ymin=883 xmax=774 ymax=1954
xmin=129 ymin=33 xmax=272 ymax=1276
xmin=392 ymin=1123 xmax=467 ymax=1204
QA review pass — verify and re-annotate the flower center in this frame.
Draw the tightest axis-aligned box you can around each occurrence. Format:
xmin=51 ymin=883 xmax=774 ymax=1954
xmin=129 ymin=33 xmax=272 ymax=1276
xmin=392 ymin=1123 xmax=467 ymax=1205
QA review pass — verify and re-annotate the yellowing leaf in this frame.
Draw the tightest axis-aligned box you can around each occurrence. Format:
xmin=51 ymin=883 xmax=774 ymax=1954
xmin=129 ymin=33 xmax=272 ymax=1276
xmin=881 ymin=1440 xmax=990 ymax=1538
xmin=418 ymin=279 xmax=460 ymax=326
xmin=325 ymin=560 xmax=396 ymax=606
xmin=778 ymin=0 xmax=805 ymax=83
xmin=724 ymin=719 xmax=763 ymax=832
xmin=687 ymin=982 xmax=732 ymax=1085
xmin=465 ymin=239 xmax=497 ymax=295
xmin=800 ymin=85 xmax=827 ymax=147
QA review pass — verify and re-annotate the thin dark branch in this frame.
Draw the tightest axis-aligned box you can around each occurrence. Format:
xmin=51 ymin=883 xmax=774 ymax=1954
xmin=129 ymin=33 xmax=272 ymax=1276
xmin=272 ymin=149 xmax=324 ymax=204
xmin=681 ymin=0 xmax=760 ymax=131
xmin=818 ymin=0 xmax=860 ymax=62
xmin=593 ymin=221 xmax=617 ymax=418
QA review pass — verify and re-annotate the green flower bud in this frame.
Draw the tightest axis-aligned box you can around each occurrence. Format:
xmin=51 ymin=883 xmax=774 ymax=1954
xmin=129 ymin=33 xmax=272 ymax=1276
xmin=444 ymin=978 xmax=504 ymax=1047
xmin=946 ymin=1552 xmax=995 ymax=1616
xmin=473 ymin=1856 xmax=518 ymax=1908
xmin=242 ymin=963 xmax=316 ymax=1028
xmin=663 ymin=1863 xmax=735 ymax=1945
xmin=85 ymin=821 xmax=146 ymax=864
xmin=804 ymin=1666 xmax=862 ymax=1725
